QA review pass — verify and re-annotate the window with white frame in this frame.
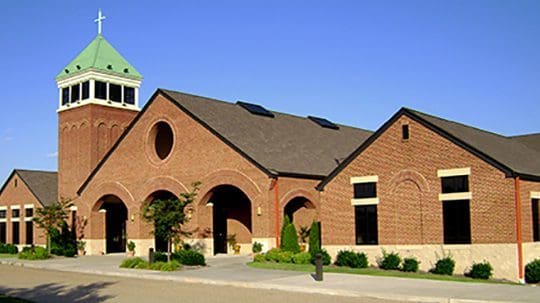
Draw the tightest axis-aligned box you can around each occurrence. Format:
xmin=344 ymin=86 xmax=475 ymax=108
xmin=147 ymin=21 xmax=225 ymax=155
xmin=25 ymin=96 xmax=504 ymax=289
xmin=351 ymin=176 xmax=379 ymax=245
xmin=437 ymin=168 xmax=471 ymax=244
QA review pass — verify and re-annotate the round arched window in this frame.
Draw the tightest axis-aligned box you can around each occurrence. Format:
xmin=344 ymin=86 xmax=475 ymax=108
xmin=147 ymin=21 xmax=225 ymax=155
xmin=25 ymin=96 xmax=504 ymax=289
xmin=151 ymin=122 xmax=174 ymax=160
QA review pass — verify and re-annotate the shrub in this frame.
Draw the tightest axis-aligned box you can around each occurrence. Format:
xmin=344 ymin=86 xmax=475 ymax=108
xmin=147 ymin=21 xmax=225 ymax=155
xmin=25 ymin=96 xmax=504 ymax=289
xmin=308 ymin=221 xmax=321 ymax=258
xmin=172 ymin=249 xmax=205 ymax=266
xmin=277 ymin=250 xmax=294 ymax=263
xmin=121 ymin=258 xmax=180 ymax=271
xmin=311 ymin=248 xmax=331 ymax=265
xmin=18 ymin=246 xmax=49 ymax=260
xmin=49 ymin=222 xmax=77 ymax=257
xmin=335 ymin=250 xmax=368 ymax=268
xmin=154 ymin=251 xmax=167 ymax=262
xmin=149 ymin=261 xmax=167 ymax=271
xmin=127 ymin=241 xmax=136 ymax=252
xmin=120 ymin=257 xmax=147 ymax=269
xmin=252 ymin=241 xmax=263 ymax=254
xmin=469 ymin=261 xmax=493 ymax=280
xmin=293 ymin=252 xmax=312 ymax=264
xmin=279 ymin=216 xmax=291 ymax=250
xmin=0 ymin=243 xmax=18 ymax=254
xmin=160 ymin=260 xmax=181 ymax=271
xmin=431 ymin=256 xmax=455 ymax=275
xmin=282 ymin=224 xmax=300 ymax=253
xmin=402 ymin=257 xmax=420 ymax=272
xmin=265 ymin=248 xmax=282 ymax=262
xmin=525 ymin=259 xmax=540 ymax=283
xmin=253 ymin=254 xmax=266 ymax=263
xmin=379 ymin=250 xmax=401 ymax=270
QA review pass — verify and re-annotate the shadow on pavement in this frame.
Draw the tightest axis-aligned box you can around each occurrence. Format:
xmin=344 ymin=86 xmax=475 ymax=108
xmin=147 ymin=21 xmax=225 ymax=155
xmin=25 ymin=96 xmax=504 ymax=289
xmin=0 ymin=281 xmax=116 ymax=303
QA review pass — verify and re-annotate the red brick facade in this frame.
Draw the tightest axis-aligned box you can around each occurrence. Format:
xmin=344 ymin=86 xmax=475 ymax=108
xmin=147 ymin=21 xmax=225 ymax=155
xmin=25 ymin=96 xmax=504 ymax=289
xmin=320 ymin=113 xmax=540 ymax=281
xmin=73 ymin=94 xmax=320 ymax=253
xmin=322 ymin=114 xmax=520 ymax=245
xmin=0 ymin=174 xmax=46 ymax=246
xmin=58 ymin=104 xmax=137 ymax=200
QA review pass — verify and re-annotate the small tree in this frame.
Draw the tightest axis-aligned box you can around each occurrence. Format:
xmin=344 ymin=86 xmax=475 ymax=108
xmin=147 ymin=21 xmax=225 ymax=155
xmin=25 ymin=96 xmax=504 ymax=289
xmin=281 ymin=223 xmax=300 ymax=253
xmin=279 ymin=215 xmax=291 ymax=249
xmin=308 ymin=220 xmax=321 ymax=258
xmin=33 ymin=199 xmax=73 ymax=254
xmin=142 ymin=182 xmax=201 ymax=262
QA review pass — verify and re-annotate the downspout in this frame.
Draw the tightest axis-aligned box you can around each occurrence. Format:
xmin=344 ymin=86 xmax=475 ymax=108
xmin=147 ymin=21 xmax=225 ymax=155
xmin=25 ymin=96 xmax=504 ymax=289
xmin=274 ymin=177 xmax=280 ymax=247
xmin=514 ymin=176 xmax=524 ymax=283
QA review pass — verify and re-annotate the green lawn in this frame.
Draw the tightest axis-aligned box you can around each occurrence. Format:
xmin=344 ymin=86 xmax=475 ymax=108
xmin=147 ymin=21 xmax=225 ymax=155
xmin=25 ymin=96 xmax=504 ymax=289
xmin=0 ymin=294 xmax=33 ymax=303
xmin=0 ymin=254 xmax=17 ymax=258
xmin=247 ymin=262 xmax=518 ymax=285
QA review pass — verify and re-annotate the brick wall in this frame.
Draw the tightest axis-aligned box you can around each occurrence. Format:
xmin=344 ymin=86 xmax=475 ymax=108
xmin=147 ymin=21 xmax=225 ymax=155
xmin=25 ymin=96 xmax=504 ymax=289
xmin=322 ymin=114 xmax=516 ymax=246
xmin=75 ymin=94 xmax=320 ymax=254
xmin=58 ymin=104 xmax=137 ymax=200
xmin=0 ymin=173 xmax=46 ymax=245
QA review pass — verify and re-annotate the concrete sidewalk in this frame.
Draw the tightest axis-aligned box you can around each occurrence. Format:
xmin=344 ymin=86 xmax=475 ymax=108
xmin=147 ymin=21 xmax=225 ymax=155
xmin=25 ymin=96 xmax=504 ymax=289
xmin=1 ymin=255 xmax=539 ymax=303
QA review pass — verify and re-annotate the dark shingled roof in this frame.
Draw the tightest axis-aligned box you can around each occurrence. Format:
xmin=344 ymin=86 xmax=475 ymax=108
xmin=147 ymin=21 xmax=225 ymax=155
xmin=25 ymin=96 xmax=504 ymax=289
xmin=319 ymin=107 xmax=540 ymax=189
xmin=161 ymin=89 xmax=373 ymax=178
xmin=511 ymin=133 xmax=540 ymax=153
xmin=15 ymin=170 xmax=58 ymax=207
xmin=408 ymin=109 xmax=540 ymax=178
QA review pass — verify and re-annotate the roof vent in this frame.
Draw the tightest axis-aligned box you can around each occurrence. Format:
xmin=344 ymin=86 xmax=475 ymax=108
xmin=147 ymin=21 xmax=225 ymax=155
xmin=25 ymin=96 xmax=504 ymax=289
xmin=76 ymin=65 xmax=81 ymax=70
xmin=107 ymin=64 xmax=113 ymax=70
xmin=308 ymin=116 xmax=339 ymax=130
xmin=237 ymin=101 xmax=275 ymax=118
xmin=64 ymin=69 xmax=69 ymax=74
xmin=124 ymin=68 xmax=129 ymax=73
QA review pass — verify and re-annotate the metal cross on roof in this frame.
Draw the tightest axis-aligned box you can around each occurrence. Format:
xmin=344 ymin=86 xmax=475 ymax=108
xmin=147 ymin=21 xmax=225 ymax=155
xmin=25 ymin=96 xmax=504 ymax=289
xmin=94 ymin=9 xmax=106 ymax=35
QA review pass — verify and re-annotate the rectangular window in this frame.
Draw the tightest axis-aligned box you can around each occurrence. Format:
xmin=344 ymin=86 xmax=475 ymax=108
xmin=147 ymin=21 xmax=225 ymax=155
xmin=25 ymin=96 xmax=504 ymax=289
xmin=355 ymin=205 xmax=378 ymax=245
xmin=124 ymin=87 xmax=135 ymax=105
xmin=25 ymin=221 xmax=33 ymax=245
xmin=443 ymin=200 xmax=471 ymax=244
xmin=25 ymin=208 xmax=33 ymax=218
xmin=12 ymin=222 xmax=19 ymax=244
xmin=71 ymin=84 xmax=80 ymax=103
xmin=0 ymin=210 xmax=6 ymax=219
xmin=109 ymin=83 xmax=122 ymax=102
xmin=354 ymin=182 xmax=377 ymax=199
xmin=533 ymin=199 xmax=539 ymax=242
xmin=0 ymin=222 xmax=5 ymax=243
xmin=81 ymin=81 xmax=90 ymax=99
xmin=12 ymin=209 xmax=20 ymax=218
xmin=441 ymin=176 xmax=469 ymax=193
xmin=95 ymin=81 xmax=107 ymax=100
xmin=62 ymin=87 xmax=70 ymax=105
xmin=402 ymin=124 xmax=410 ymax=140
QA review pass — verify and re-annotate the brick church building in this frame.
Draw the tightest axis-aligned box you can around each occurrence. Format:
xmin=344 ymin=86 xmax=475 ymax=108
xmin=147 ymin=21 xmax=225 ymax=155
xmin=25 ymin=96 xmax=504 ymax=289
xmin=0 ymin=29 xmax=538 ymax=282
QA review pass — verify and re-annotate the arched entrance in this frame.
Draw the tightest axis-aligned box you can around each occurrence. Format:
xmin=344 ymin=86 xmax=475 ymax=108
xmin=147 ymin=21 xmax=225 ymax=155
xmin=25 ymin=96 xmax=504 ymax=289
xmin=205 ymin=185 xmax=252 ymax=255
xmin=95 ymin=195 xmax=128 ymax=254
xmin=284 ymin=196 xmax=317 ymax=229
xmin=146 ymin=190 xmax=178 ymax=252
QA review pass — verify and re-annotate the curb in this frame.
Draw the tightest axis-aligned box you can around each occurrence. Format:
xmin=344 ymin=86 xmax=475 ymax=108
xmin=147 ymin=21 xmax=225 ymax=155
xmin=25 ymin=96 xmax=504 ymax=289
xmin=0 ymin=260 xmax=521 ymax=303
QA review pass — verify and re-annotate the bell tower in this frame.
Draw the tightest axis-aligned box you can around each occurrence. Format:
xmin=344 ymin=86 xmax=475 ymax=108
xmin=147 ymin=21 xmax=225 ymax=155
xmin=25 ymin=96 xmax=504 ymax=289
xmin=56 ymin=10 xmax=142 ymax=199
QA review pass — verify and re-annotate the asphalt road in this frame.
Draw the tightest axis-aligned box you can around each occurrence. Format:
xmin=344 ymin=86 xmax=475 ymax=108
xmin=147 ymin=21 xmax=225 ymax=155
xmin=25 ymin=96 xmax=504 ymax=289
xmin=0 ymin=265 xmax=407 ymax=303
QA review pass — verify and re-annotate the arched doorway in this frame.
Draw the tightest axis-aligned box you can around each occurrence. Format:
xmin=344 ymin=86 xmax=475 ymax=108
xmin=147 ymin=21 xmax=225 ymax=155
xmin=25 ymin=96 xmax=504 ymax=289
xmin=146 ymin=190 xmax=178 ymax=252
xmin=284 ymin=196 xmax=317 ymax=230
xmin=96 ymin=195 xmax=128 ymax=254
xmin=206 ymin=185 xmax=252 ymax=255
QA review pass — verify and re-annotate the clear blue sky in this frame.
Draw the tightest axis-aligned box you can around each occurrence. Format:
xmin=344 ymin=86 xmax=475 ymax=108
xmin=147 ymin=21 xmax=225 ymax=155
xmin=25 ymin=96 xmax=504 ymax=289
xmin=1 ymin=0 xmax=540 ymax=183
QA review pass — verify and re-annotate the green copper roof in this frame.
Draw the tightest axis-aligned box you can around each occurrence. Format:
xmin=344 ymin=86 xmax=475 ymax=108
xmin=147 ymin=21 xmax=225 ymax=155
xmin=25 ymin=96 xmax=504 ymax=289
xmin=56 ymin=34 xmax=142 ymax=80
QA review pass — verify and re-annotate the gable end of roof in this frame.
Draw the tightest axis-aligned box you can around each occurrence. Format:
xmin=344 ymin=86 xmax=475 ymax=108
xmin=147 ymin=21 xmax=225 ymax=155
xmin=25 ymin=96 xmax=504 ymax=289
xmin=317 ymin=108 xmax=517 ymax=190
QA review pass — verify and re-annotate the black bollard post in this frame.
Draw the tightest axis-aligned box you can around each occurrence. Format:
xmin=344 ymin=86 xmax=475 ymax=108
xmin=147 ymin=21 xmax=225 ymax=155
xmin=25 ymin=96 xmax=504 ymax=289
xmin=149 ymin=248 xmax=154 ymax=264
xmin=314 ymin=253 xmax=323 ymax=281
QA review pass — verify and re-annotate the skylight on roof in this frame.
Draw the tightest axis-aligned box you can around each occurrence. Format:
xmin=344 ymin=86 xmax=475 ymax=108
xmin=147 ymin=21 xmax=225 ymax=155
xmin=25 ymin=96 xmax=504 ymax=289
xmin=237 ymin=101 xmax=275 ymax=118
xmin=308 ymin=116 xmax=340 ymax=130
